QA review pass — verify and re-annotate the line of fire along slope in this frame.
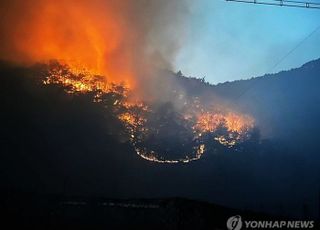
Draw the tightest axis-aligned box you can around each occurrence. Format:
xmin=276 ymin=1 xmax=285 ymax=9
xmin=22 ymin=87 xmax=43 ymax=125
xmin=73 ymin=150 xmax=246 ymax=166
xmin=42 ymin=62 xmax=255 ymax=164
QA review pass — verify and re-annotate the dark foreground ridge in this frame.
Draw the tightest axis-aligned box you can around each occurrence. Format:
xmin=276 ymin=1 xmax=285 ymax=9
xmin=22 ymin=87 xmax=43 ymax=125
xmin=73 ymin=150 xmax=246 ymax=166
xmin=1 ymin=190 xmax=282 ymax=229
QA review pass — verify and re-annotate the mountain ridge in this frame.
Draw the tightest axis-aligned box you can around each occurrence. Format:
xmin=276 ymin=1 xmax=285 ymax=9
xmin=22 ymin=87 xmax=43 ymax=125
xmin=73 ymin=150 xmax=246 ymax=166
xmin=0 ymin=59 xmax=319 ymax=218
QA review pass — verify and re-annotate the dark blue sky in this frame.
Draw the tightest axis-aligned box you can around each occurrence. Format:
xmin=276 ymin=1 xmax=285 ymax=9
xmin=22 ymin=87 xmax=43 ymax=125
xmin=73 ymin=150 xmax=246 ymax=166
xmin=174 ymin=0 xmax=320 ymax=84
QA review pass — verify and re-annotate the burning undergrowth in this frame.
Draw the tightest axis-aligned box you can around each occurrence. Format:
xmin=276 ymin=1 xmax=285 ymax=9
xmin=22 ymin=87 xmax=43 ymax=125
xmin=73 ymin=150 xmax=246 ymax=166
xmin=38 ymin=61 xmax=256 ymax=164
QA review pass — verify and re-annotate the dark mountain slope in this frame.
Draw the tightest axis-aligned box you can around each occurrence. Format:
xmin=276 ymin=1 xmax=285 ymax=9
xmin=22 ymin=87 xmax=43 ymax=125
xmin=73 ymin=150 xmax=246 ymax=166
xmin=173 ymin=59 xmax=320 ymax=158
xmin=0 ymin=60 xmax=319 ymax=221
xmin=213 ymin=59 xmax=320 ymax=142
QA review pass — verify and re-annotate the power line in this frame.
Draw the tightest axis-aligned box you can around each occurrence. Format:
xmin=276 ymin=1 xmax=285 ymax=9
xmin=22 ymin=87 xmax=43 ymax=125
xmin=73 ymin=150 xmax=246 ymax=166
xmin=226 ymin=0 xmax=320 ymax=9
xmin=269 ymin=24 xmax=320 ymax=72
xmin=234 ymin=23 xmax=320 ymax=100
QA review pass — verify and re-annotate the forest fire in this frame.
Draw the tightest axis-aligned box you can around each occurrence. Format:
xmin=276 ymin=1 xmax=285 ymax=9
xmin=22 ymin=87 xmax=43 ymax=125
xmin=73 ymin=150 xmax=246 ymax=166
xmin=41 ymin=62 xmax=256 ymax=163
xmin=0 ymin=0 xmax=256 ymax=163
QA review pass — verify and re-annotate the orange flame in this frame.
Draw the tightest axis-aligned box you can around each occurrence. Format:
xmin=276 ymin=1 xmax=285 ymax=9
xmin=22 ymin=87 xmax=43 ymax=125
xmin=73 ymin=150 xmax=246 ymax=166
xmin=0 ymin=0 xmax=184 ymax=89
xmin=194 ymin=112 xmax=254 ymax=134
xmin=224 ymin=113 xmax=255 ymax=133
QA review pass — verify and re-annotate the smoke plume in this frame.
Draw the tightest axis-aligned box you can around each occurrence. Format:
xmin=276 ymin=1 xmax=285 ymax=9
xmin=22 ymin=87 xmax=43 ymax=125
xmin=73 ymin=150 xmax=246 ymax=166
xmin=0 ymin=0 xmax=189 ymax=89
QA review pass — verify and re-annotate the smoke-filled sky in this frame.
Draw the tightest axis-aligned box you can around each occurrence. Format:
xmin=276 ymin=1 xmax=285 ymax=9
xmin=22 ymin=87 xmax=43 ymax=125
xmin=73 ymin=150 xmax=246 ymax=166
xmin=175 ymin=0 xmax=320 ymax=84
xmin=0 ymin=0 xmax=319 ymax=85
xmin=0 ymin=0 xmax=188 ymax=89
